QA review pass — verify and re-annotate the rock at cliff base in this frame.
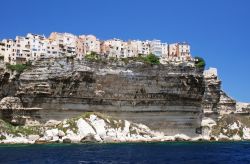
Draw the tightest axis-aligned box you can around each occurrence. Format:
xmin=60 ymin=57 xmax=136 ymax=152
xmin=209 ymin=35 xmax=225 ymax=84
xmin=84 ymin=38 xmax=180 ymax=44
xmin=80 ymin=134 xmax=97 ymax=143
xmin=77 ymin=118 xmax=96 ymax=137
xmin=63 ymin=138 xmax=72 ymax=143
xmin=0 ymin=97 xmax=23 ymax=109
xmin=28 ymin=135 xmax=40 ymax=142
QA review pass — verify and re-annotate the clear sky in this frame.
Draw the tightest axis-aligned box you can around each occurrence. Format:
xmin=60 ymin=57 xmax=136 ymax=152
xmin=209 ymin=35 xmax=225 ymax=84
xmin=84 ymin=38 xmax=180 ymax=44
xmin=0 ymin=0 xmax=249 ymax=102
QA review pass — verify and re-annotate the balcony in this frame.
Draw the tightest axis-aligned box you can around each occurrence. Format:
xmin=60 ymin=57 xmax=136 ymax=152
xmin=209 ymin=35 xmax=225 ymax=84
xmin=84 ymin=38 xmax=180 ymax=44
xmin=25 ymin=45 xmax=31 ymax=49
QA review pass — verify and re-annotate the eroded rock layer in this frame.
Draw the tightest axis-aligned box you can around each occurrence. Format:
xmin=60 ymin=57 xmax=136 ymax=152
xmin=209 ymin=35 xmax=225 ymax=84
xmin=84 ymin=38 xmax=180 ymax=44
xmin=14 ymin=58 xmax=205 ymax=136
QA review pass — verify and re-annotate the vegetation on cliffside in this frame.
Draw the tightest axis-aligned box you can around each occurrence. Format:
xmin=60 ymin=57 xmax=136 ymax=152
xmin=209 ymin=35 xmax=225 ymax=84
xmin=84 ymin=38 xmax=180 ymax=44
xmin=85 ymin=52 xmax=160 ymax=65
xmin=85 ymin=52 xmax=101 ymax=62
xmin=6 ymin=61 xmax=32 ymax=73
xmin=142 ymin=53 xmax=160 ymax=65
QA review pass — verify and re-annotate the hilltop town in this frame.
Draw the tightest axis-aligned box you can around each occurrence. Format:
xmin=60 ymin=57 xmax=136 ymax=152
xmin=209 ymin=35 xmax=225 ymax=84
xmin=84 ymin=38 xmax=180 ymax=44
xmin=0 ymin=32 xmax=192 ymax=65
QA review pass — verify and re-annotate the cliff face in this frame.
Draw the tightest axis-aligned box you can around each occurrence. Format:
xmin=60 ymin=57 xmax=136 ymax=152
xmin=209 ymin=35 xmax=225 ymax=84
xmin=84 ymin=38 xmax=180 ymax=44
xmin=202 ymin=68 xmax=236 ymax=115
xmin=218 ymin=90 xmax=236 ymax=114
xmin=11 ymin=58 xmax=205 ymax=136
xmin=1 ymin=57 xmax=249 ymax=142
xmin=202 ymin=71 xmax=221 ymax=114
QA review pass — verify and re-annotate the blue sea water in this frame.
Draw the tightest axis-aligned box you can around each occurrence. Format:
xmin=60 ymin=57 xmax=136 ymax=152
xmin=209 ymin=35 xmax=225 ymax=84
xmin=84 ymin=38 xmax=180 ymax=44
xmin=0 ymin=142 xmax=250 ymax=164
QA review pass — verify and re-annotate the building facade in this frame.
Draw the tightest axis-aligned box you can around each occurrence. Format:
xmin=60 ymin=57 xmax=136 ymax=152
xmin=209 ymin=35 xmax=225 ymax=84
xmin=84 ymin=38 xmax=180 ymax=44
xmin=0 ymin=32 xmax=192 ymax=64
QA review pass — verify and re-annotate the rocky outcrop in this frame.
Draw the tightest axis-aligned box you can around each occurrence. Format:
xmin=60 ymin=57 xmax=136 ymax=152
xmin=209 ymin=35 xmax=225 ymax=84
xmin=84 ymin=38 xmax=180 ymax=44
xmin=0 ymin=97 xmax=40 ymax=125
xmin=210 ymin=114 xmax=250 ymax=141
xmin=202 ymin=68 xmax=221 ymax=114
xmin=0 ymin=97 xmax=22 ymax=109
xmin=1 ymin=112 xmax=250 ymax=144
xmin=0 ymin=71 xmax=19 ymax=99
xmin=236 ymin=102 xmax=250 ymax=113
xmin=0 ymin=113 xmax=192 ymax=144
xmin=218 ymin=90 xmax=236 ymax=114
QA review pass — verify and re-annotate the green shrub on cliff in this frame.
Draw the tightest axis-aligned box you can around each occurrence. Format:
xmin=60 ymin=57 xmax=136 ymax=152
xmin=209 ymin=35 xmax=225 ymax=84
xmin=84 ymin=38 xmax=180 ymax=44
xmin=194 ymin=56 xmax=206 ymax=68
xmin=6 ymin=62 xmax=31 ymax=73
xmin=143 ymin=53 xmax=160 ymax=65
xmin=85 ymin=51 xmax=101 ymax=62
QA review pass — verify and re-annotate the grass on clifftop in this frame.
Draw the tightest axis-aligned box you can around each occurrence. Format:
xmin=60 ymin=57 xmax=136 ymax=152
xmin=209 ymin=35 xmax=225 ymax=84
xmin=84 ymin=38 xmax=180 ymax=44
xmin=85 ymin=52 xmax=160 ymax=65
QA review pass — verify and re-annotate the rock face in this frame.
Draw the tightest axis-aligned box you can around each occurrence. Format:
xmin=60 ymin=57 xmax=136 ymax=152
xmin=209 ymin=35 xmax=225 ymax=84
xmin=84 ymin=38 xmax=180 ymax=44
xmin=1 ymin=112 xmax=250 ymax=144
xmin=202 ymin=68 xmax=221 ymax=114
xmin=236 ymin=102 xmax=250 ymax=113
xmin=1 ymin=59 xmax=250 ymax=143
xmin=0 ymin=58 xmax=246 ymax=141
xmin=210 ymin=114 xmax=250 ymax=141
xmin=0 ymin=113 xmax=196 ymax=144
xmin=0 ymin=71 xmax=19 ymax=98
xmin=218 ymin=90 xmax=236 ymax=114
xmin=0 ymin=97 xmax=24 ymax=125
xmin=0 ymin=97 xmax=23 ymax=109
xmin=12 ymin=58 xmax=205 ymax=136
xmin=0 ymin=97 xmax=40 ymax=125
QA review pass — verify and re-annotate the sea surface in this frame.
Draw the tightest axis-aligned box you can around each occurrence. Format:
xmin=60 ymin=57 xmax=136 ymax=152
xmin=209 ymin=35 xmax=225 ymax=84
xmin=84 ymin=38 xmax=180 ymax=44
xmin=0 ymin=142 xmax=250 ymax=164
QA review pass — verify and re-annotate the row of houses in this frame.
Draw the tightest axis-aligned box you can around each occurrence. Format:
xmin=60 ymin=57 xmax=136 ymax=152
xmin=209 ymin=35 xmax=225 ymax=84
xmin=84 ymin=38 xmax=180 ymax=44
xmin=0 ymin=32 xmax=191 ymax=64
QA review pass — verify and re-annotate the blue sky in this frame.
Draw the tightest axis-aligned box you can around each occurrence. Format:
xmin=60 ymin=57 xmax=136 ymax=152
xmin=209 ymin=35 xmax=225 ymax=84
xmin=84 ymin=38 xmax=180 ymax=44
xmin=0 ymin=0 xmax=249 ymax=102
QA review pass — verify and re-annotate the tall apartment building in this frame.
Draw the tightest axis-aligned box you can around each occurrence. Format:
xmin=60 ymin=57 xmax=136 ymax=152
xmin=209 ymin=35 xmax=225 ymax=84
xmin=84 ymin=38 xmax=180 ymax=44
xmin=102 ymin=39 xmax=125 ymax=58
xmin=126 ymin=41 xmax=138 ymax=57
xmin=1 ymin=39 xmax=14 ymax=64
xmin=168 ymin=42 xmax=191 ymax=61
xmin=161 ymin=43 xmax=168 ymax=58
xmin=75 ymin=37 xmax=84 ymax=60
xmin=128 ymin=40 xmax=150 ymax=56
xmin=49 ymin=32 xmax=77 ymax=57
xmin=26 ymin=33 xmax=47 ymax=61
xmin=150 ymin=40 xmax=162 ymax=57
xmin=79 ymin=35 xmax=100 ymax=55
xmin=45 ymin=39 xmax=60 ymax=58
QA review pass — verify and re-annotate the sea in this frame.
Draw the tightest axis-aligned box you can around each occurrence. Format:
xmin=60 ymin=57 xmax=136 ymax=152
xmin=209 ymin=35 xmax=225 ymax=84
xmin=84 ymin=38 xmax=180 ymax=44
xmin=0 ymin=142 xmax=250 ymax=164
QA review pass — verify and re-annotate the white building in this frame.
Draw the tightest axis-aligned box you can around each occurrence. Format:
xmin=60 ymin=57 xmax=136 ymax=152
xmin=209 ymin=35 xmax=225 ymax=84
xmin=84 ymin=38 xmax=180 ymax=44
xmin=1 ymin=39 xmax=14 ymax=64
xmin=168 ymin=42 xmax=191 ymax=61
xmin=26 ymin=33 xmax=47 ymax=60
xmin=168 ymin=43 xmax=178 ymax=60
xmin=103 ymin=39 xmax=126 ymax=58
xmin=0 ymin=32 xmax=193 ymax=64
xmin=0 ymin=42 xmax=6 ymax=60
xmin=13 ymin=36 xmax=30 ymax=64
xmin=79 ymin=35 xmax=100 ymax=55
xmin=126 ymin=41 xmax=138 ymax=57
xmin=129 ymin=40 xmax=150 ymax=56
xmin=150 ymin=39 xmax=162 ymax=57
xmin=45 ymin=39 xmax=59 ymax=58
xmin=161 ymin=43 xmax=168 ymax=58
xmin=178 ymin=42 xmax=191 ymax=60
xmin=49 ymin=32 xmax=77 ymax=57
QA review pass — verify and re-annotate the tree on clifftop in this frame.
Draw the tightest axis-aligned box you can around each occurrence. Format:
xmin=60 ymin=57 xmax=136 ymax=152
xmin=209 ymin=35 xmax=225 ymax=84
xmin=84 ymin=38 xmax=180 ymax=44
xmin=194 ymin=56 xmax=206 ymax=68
